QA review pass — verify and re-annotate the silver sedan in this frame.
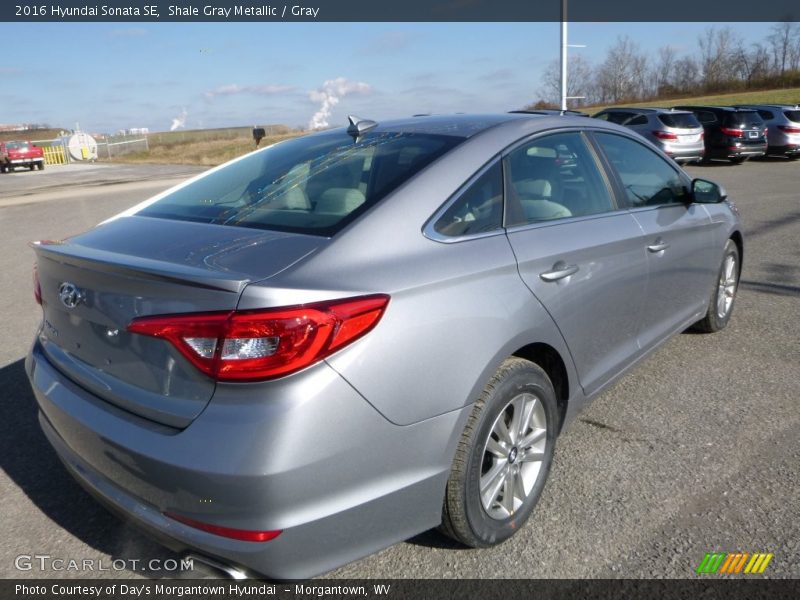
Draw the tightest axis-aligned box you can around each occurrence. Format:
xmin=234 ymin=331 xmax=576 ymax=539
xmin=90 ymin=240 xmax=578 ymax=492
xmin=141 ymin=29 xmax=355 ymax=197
xmin=27 ymin=113 xmax=742 ymax=578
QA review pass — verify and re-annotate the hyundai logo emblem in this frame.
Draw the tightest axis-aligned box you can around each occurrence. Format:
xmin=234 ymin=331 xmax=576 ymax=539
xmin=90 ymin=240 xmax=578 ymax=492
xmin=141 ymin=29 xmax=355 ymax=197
xmin=58 ymin=282 xmax=85 ymax=309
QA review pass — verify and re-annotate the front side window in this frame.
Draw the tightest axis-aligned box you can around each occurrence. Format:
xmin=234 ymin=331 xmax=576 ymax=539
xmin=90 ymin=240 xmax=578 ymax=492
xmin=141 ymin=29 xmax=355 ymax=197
xmin=594 ymin=132 xmax=689 ymax=207
xmin=137 ymin=130 xmax=463 ymax=236
xmin=433 ymin=161 xmax=503 ymax=237
xmin=505 ymin=131 xmax=615 ymax=226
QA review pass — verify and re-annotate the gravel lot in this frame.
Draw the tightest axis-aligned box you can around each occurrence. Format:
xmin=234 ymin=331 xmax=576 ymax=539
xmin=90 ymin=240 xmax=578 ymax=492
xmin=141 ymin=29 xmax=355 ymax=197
xmin=0 ymin=160 xmax=797 ymax=579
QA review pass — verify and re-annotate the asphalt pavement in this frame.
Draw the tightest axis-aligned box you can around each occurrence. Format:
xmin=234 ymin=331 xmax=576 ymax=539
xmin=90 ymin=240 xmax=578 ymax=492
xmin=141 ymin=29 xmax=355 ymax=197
xmin=0 ymin=160 xmax=797 ymax=579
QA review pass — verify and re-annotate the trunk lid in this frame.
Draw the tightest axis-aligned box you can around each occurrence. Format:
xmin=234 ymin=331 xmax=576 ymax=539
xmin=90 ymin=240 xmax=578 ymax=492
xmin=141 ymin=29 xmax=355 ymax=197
xmin=34 ymin=216 xmax=323 ymax=428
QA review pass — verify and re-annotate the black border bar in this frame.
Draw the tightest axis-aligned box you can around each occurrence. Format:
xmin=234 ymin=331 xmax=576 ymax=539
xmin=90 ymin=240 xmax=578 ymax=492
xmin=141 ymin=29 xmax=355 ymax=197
xmin=3 ymin=579 xmax=800 ymax=600
xmin=2 ymin=0 xmax=800 ymax=22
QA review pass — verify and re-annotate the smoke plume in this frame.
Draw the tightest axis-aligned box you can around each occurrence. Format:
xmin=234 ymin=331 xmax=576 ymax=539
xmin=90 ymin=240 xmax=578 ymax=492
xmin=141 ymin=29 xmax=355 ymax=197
xmin=308 ymin=77 xmax=371 ymax=130
xmin=170 ymin=108 xmax=188 ymax=131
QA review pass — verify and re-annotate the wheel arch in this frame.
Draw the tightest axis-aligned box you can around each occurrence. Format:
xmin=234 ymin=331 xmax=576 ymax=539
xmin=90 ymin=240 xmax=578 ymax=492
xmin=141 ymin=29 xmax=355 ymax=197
xmin=729 ymin=230 xmax=744 ymax=274
xmin=512 ymin=342 xmax=569 ymax=434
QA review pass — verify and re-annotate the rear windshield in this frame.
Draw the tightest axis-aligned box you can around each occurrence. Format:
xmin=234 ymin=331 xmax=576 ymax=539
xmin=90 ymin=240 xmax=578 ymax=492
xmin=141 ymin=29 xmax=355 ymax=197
xmin=724 ymin=111 xmax=764 ymax=128
xmin=784 ymin=110 xmax=800 ymax=123
xmin=137 ymin=130 xmax=463 ymax=236
xmin=5 ymin=141 xmax=30 ymax=150
xmin=657 ymin=113 xmax=701 ymax=129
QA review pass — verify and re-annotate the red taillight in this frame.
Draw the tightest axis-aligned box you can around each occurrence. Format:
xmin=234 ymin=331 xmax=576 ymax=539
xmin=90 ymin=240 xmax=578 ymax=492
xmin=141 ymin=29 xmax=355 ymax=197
xmin=164 ymin=512 xmax=281 ymax=542
xmin=127 ymin=295 xmax=390 ymax=381
xmin=720 ymin=127 xmax=743 ymax=137
xmin=764 ymin=127 xmax=768 ymax=136
xmin=652 ymin=130 xmax=678 ymax=141
xmin=33 ymin=266 xmax=42 ymax=305
xmin=778 ymin=125 xmax=800 ymax=134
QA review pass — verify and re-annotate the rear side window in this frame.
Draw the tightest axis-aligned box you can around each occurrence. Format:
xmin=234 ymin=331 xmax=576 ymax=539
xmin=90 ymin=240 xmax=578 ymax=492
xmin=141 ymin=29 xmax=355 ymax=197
xmin=505 ymin=131 xmax=615 ymax=226
xmin=658 ymin=113 xmax=701 ymax=129
xmin=695 ymin=111 xmax=717 ymax=124
xmin=594 ymin=132 xmax=689 ymax=207
xmin=596 ymin=112 xmax=634 ymax=125
xmin=433 ymin=162 xmax=503 ymax=237
xmin=627 ymin=115 xmax=648 ymax=125
xmin=757 ymin=109 xmax=775 ymax=120
xmin=784 ymin=110 xmax=800 ymax=123
xmin=137 ymin=131 xmax=463 ymax=236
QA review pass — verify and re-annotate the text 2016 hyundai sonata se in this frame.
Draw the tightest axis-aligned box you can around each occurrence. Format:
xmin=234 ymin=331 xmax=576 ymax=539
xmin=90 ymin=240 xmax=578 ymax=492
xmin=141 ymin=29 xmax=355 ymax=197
xmin=26 ymin=113 xmax=742 ymax=579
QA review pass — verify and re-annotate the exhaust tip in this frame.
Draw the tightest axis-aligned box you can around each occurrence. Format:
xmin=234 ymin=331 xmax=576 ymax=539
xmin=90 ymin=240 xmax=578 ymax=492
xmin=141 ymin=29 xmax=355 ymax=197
xmin=185 ymin=554 xmax=250 ymax=580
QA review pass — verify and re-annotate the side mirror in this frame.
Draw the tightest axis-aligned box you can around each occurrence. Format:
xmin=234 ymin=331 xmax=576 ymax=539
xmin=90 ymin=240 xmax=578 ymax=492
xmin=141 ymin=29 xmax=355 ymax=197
xmin=691 ymin=178 xmax=727 ymax=204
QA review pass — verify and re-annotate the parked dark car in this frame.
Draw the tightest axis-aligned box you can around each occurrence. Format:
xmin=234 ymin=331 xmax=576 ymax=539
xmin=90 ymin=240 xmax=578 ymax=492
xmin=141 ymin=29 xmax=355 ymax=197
xmin=674 ymin=105 xmax=767 ymax=163
xmin=27 ymin=113 xmax=742 ymax=579
xmin=734 ymin=104 xmax=800 ymax=159
xmin=592 ymin=107 xmax=704 ymax=164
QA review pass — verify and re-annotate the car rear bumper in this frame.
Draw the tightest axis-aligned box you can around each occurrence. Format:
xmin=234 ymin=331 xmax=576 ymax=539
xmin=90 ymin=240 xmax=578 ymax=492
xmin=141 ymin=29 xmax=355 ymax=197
xmin=26 ymin=339 xmax=467 ymax=579
xmin=667 ymin=149 xmax=705 ymax=163
xmin=768 ymin=144 xmax=800 ymax=157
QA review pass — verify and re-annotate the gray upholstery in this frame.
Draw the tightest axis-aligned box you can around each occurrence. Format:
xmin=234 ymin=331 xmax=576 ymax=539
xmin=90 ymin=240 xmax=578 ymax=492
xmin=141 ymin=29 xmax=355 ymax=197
xmin=315 ymin=188 xmax=366 ymax=215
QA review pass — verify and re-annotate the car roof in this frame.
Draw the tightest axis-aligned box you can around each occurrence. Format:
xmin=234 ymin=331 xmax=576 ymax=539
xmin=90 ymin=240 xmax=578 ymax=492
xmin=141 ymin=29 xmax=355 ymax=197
xmin=597 ymin=107 xmax=693 ymax=115
xmin=360 ymin=113 xmax=528 ymax=138
xmin=676 ymin=105 xmax=757 ymax=112
xmin=734 ymin=103 xmax=800 ymax=110
xmin=335 ymin=112 xmax=605 ymax=139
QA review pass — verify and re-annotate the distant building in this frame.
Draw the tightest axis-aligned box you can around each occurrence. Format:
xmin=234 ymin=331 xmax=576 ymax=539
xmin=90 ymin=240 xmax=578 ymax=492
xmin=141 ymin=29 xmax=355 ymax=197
xmin=117 ymin=127 xmax=150 ymax=136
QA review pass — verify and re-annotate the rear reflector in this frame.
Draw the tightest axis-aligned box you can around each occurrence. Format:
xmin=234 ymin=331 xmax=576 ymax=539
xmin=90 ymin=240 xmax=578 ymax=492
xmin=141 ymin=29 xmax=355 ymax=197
xmin=164 ymin=512 xmax=282 ymax=542
xmin=128 ymin=294 xmax=390 ymax=381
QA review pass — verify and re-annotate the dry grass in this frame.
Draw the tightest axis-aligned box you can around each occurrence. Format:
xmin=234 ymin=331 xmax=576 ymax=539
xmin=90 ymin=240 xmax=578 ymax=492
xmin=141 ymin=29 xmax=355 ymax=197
xmin=0 ymin=128 xmax=64 ymax=143
xmin=119 ymin=133 xmax=303 ymax=166
xmin=114 ymin=127 xmax=305 ymax=166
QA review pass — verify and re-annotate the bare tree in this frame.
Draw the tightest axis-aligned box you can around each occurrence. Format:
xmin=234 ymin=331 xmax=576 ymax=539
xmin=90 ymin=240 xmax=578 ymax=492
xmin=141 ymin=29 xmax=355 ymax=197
xmin=671 ymin=56 xmax=701 ymax=93
xmin=541 ymin=54 xmax=595 ymax=107
xmin=767 ymin=20 xmax=799 ymax=76
xmin=594 ymin=36 xmax=649 ymax=103
xmin=698 ymin=26 xmax=743 ymax=89
xmin=652 ymin=45 xmax=678 ymax=95
xmin=734 ymin=42 xmax=771 ymax=86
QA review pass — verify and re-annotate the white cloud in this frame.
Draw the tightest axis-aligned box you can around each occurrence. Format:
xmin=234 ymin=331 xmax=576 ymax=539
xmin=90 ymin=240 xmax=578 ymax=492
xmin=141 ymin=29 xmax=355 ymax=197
xmin=204 ymin=84 xmax=294 ymax=99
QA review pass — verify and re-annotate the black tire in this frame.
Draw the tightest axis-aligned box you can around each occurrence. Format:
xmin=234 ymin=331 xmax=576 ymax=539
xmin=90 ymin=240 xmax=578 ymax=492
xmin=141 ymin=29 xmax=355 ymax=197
xmin=693 ymin=239 xmax=740 ymax=333
xmin=789 ymin=155 xmax=800 ymax=161
xmin=37 ymin=161 xmax=45 ymax=170
xmin=439 ymin=357 xmax=557 ymax=547
xmin=730 ymin=157 xmax=745 ymax=164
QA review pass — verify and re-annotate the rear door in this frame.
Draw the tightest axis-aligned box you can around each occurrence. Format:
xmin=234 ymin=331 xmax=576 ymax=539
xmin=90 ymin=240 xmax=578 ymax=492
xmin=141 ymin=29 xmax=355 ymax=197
xmin=591 ymin=131 xmax=718 ymax=351
xmin=504 ymin=130 xmax=648 ymax=396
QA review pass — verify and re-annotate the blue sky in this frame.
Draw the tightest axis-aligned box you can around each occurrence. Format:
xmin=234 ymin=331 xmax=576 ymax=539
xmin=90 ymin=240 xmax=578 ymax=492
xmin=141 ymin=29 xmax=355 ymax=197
xmin=0 ymin=22 xmax=776 ymax=134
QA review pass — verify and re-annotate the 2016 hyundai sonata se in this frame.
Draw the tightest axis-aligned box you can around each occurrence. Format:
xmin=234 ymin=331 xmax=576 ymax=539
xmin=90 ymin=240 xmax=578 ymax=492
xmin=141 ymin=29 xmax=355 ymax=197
xmin=26 ymin=113 xmax=742 ymax=579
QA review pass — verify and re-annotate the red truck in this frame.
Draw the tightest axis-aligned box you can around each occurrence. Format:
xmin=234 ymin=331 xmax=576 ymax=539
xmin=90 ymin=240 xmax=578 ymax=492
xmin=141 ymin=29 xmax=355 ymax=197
xmin=0 ymin=140 xmax=45 ymax=172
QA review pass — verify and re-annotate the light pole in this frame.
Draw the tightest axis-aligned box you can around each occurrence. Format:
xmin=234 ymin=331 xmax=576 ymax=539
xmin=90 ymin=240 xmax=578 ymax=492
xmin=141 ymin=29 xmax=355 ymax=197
xmin=560 ymin=0 xmax=586 ymax=112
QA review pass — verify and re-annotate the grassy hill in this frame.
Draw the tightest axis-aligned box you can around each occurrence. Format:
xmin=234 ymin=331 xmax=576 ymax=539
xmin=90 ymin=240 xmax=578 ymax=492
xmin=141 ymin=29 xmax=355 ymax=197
xmin=585 ymin=87 xmax=800 ymax=113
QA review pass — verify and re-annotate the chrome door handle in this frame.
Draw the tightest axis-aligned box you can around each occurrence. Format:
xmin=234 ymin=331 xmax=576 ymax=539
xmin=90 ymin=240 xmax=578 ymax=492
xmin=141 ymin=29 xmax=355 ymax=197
xmin=539 ymin=263 xmax=579 ymax=282
xmin=647 ymin=242 xmax=670 ymax=253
